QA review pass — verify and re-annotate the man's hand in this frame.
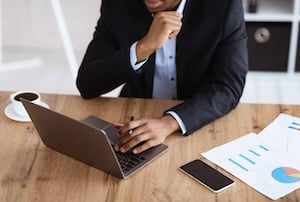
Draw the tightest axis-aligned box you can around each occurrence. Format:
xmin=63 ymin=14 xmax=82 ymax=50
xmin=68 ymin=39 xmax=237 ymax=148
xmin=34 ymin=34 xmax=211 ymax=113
xmin=136 ymin=11 xmax=183 ymax=62
xmin=114 ymin=115 xmax=180 ymax=154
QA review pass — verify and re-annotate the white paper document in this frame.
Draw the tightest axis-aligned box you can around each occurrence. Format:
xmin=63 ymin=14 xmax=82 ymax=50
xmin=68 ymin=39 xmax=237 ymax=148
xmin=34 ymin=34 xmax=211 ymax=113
xmin=202 ymin=114 xmax=300 ymax=200
xmin=259 ymin=113 xmax=300 ymax=153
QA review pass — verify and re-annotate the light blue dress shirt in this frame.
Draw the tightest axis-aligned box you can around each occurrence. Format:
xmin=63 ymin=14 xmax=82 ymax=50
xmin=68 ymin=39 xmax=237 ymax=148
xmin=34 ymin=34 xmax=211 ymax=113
xmin=129 ymin=0 xmax=187 ymax=134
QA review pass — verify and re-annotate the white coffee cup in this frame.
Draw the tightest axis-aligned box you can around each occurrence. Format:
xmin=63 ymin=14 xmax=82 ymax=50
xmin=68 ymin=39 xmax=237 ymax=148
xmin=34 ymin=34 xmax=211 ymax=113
xmin=10 ymin=91 xmax=41 ymax=117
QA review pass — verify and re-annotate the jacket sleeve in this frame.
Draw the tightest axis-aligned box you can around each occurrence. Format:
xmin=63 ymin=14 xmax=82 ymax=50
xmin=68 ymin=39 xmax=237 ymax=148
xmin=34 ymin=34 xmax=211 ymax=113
xmin=76 ymin=1 xmax=136 ymax=99
xmin=168 ymin=0 xmax=248 ymax=135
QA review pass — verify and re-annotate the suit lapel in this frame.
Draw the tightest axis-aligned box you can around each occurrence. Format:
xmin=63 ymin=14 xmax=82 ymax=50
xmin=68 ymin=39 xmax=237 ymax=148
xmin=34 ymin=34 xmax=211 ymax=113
xmin=176 ymin=0 xmax=193 ymax=98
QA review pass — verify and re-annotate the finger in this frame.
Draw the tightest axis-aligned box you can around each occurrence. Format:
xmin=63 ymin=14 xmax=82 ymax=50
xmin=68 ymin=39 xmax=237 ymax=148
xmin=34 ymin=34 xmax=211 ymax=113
xmin=115 ymin=127 xmax=139 ymax=152
xmin=118 ymin=119 xmax=144 ymax=136
xmin=118 ymin=120 xmax=131 ymax=135
xmin=113 ymin=123 xmax=124 ymax=129
xmin=115 ymin=130 xmax=136 ymax=151
xmin=132 ymin=140 xmax=155 ymax=154
xmin=154 ymin=12 xmax=182 ymax=29
xmin=119 ymin=132 xmax=150 ymax=153
xmin=117 ymin=132 xmax=136 ymax=148
xmin=168 ymin=30 xmax=180 ymax=39
xmin=155 ymin=11 xmax=182 ymax=20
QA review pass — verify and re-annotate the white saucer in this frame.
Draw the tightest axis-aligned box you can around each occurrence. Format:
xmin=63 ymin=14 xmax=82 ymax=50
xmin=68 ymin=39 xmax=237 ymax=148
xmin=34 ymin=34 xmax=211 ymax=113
xmin=4 ymin=101 xmax=49 ymax=122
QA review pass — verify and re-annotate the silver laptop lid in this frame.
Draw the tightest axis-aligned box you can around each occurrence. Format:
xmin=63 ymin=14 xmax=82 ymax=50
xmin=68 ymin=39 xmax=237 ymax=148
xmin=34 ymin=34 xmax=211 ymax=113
xmin=21 ymin=99 xmax=124 ymax=178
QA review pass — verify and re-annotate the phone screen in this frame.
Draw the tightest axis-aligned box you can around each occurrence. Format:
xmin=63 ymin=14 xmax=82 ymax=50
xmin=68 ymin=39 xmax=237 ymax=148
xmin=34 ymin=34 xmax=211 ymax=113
xmin=180 ymin=159 xmax=234 ymax=193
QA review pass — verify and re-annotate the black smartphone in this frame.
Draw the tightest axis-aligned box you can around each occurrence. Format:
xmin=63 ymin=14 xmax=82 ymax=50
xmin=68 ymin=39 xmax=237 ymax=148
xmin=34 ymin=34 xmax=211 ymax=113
xmin=180 ymin=159 xmax=234 ymax=193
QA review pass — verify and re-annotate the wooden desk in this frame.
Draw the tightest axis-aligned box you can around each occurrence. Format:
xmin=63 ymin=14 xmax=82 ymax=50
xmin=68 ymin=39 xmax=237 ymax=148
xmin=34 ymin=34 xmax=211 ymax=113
xmin=1 ymin=91 xmax=300 ymax=202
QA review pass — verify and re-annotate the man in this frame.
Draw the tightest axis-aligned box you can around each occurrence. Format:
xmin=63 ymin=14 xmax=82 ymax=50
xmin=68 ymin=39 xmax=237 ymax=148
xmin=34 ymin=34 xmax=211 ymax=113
xmin=76 ymin=0 xmax=248 ymax=154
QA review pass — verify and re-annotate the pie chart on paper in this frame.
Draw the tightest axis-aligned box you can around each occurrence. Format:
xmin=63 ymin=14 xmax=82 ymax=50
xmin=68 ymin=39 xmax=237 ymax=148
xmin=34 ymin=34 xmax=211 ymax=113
xmin=272 ymin=167 xmax=300 ymax=183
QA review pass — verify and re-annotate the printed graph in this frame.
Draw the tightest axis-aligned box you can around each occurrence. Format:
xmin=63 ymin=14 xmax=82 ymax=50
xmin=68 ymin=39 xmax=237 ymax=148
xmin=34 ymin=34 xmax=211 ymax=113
xmin=288 ymin=122 xmax=300 ymax=131
xmin=228 ymin=145 xmax=269 ymax=172
xmin=272 ymin=167 xmax=300 ymax=183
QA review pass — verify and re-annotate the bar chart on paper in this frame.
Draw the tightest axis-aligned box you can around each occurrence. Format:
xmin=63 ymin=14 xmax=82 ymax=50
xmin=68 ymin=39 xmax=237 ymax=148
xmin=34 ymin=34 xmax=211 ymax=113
xmin=227 ymin=144 xmax=269 ymax=172
xmin=288 ymin=122 xmax=300 ymax=131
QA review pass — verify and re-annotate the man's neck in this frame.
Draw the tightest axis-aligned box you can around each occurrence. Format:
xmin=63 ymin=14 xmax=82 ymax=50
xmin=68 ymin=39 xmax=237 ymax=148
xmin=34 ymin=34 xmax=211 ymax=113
xmin=167 ymin=0 xmax=181 ymax=11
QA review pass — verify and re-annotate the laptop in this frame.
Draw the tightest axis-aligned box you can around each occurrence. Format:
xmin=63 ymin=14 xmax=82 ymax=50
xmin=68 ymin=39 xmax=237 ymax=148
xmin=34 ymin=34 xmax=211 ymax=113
xmin=21 ymin=99 xmax=168 ymax=179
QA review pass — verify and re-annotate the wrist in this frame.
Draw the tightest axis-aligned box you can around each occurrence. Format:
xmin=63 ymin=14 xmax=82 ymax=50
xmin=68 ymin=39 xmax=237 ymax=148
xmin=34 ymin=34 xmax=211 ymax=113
xmin=160 ymin=114 xmax=180 ymax=134
xmin=136 ymin=39 xmax=155 ymax=63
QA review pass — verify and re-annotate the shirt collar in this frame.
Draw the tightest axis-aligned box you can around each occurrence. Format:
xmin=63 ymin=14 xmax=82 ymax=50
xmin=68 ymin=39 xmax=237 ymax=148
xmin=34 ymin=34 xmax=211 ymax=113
xmin=176 ymin=0 xmax=186 ymax=14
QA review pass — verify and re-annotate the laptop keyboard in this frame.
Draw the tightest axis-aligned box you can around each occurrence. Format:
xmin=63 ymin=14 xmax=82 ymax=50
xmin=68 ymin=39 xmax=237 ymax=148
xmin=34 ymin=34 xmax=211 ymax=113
xmin=116 ymin=152 xmax=146 ymax=173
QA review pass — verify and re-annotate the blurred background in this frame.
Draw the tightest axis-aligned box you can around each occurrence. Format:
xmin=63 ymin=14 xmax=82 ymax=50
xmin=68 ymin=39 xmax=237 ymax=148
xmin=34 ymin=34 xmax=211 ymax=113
xmin=0 ymin=0 xmax=300 ymax=104
xmin=0 ymin=0 xmax=99 ymax=95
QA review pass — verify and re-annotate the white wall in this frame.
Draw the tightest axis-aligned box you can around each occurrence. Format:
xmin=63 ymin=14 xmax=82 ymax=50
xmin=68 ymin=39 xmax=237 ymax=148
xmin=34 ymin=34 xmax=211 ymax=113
xmin=0 ymin=0 xmax=102 ymax=95
xmin=2 ymin=0 xmax=101 ymax=51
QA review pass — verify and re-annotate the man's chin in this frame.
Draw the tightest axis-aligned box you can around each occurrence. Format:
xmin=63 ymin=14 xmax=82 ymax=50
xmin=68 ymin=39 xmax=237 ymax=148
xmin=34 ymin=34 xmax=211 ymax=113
xmin=144 ymin=0 xmax=164 ymax=13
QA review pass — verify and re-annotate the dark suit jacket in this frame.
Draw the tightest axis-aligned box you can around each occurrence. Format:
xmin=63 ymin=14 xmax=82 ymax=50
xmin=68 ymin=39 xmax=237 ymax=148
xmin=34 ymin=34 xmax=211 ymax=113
xmin=76 ymin=0 xmax=248 ymax=135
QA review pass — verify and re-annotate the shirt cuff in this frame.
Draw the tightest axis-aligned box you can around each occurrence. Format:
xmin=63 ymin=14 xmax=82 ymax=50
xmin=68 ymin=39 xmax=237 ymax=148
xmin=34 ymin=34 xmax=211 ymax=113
xmin=130 ymin=41 xmax=148 ymax=71
xmin=165 ymin=111 xmax=187 ymax=135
